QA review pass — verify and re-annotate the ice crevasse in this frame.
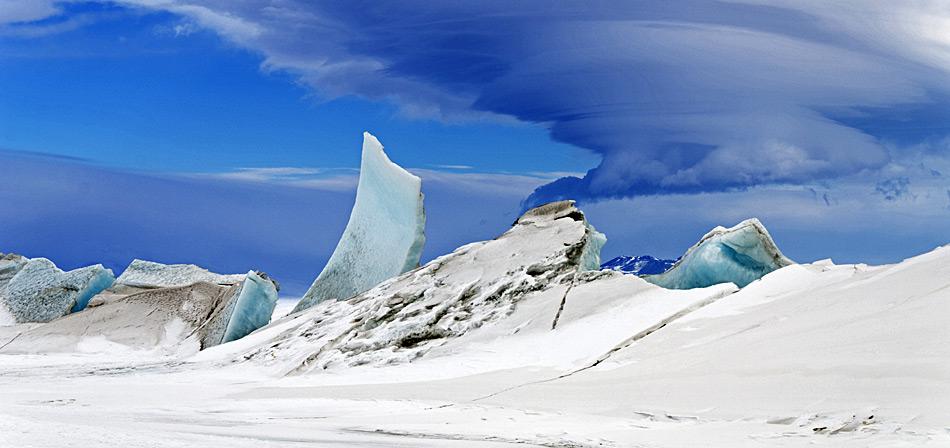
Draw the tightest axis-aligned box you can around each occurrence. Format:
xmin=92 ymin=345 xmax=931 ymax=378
xmin=293 ymin=132 xmax=426 ymax=313
xmin=644 ymin=218 xmax=793 ymax=289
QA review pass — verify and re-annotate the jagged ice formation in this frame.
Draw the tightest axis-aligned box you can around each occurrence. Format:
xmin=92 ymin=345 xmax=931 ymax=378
xmin=293 ymin=132 xmax=425 ymax=313
xmin=644 ymin=218 xmax=793 ymax=289
xmin=0 ymin=254 xmax=114 ymax=324
xmin=209 ymin=200 xmax=671 ymax=375
xmin=1 ymin=268 xmax=279 ymax=353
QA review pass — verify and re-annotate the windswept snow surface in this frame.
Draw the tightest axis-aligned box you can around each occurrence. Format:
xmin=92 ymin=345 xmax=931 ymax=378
xmin=293 ymin=132 xmax=426 ymax=313
xmin=646 ymin=218 xmax=793 ymax=289
xmin=1 ymin=211 xmax=948 ymax=447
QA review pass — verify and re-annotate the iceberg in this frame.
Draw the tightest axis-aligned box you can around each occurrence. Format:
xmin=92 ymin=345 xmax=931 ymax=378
xmin=0 ymin=256 xmax=114 ymax=323
xmin=644 ymin=218 xmax=793 ymax=289
xmin=292 ymin=132 xmax=425 ymax=313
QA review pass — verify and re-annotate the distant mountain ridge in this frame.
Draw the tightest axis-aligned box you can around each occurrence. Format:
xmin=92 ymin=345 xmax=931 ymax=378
xmin=601 ymin=255 xmax=676 ymax=276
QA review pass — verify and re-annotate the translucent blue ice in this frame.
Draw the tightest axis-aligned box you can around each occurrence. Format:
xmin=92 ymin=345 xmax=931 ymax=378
xmin=579 ymin=222 xmax=607 ymax=271
xmin=221 ymin=271 xmax=279 ymax=344
xmin=0 ymin=258 xmax=115 ymax=323
xmin=293 ymin=132 xmax=425 ymax=312
xmin=645 ymin=218 xmax=792 ymax=289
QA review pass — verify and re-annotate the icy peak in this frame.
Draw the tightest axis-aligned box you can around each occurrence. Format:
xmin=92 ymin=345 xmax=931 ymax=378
xmin=293 ymin=132 xmax=426 ymax=313
xmin=645 ymin=218 xmax=793 ymax=289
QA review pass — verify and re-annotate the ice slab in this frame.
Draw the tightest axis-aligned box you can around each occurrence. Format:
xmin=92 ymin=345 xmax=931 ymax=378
xmin=644 ymin=218 xmax=793 ymax=289
xmin=1 ymin=271 xmax=280 ymax=354
xmin=0 ymin=257 xmax=114 ymax=323
xmin=293 ymin=132 xmax=425 ymax=313
xmin=202 ymin=271 xmax=280 ymax=347
xmin=115 ymin=259 xmax=246 ymax=288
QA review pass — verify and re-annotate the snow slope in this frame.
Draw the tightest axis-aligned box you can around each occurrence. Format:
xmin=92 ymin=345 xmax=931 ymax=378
xmin=0 ymin=208 xmax=947 ymax=447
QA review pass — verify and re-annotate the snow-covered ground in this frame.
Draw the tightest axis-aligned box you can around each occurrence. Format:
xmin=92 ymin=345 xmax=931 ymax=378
xmin=2 ymin=202 xmax=948 ymax=447
xmin=2 ymin=243 xmax=948 ymax=447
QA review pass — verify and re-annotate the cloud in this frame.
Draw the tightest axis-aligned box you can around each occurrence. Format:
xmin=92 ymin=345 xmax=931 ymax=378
xmin=196 ymin=164 xmax=562 ymax=197
xmin=10 ymin=1 xmax=950 ymax=206
xmin=0 ymin=0 xmax=59 ymax=25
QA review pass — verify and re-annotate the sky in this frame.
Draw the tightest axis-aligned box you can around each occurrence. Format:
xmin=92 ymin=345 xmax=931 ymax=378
xmin=2 ymin=1 xmax=950 ymax=295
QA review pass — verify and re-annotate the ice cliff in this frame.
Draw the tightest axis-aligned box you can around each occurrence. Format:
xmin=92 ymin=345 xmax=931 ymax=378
xmin=644 ymin=218 xmax=793 ymax=289
xmin=0 ymin=253 xmax=114 ymax=324
xmin=293 ymin=132 xmax=425 ymax=313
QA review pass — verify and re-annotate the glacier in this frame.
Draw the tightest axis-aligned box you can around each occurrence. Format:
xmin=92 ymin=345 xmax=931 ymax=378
xmin=644 ymin=218 xmax=793 ymax=289
xmin=292 ymin=132 xmax=425 ymax=313
xmin=0 ymin=255 xmax=115 ymax=323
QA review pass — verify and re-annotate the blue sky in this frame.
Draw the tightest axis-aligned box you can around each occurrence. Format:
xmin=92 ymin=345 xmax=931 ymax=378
xmin=2 ymin=1 xmax=950 ymax=295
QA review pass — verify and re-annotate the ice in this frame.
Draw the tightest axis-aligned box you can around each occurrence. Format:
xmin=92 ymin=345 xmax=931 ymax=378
xmin=0 ymin=257 xmax=115 ymax=323
xmin=219 ymin=271 xmax=280 ymax=344
xmin=2 ymin=271 xmax=280 ymax=353
xmin=293 ymin=132 xmax=425 ymax=313
xmin=209 ymin=200 xmax=677 ymax=375
xmin=115 ymin=259 xmax=245 ymax=288
xmin=644 ymin=218 xmax=793 ymax=289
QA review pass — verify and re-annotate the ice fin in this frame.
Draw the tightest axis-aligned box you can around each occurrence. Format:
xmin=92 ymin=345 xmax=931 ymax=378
xmin=293 ymin=132 xmax=425 ymax=312
xmin=221 ymin=271 xmax=280 ymax=344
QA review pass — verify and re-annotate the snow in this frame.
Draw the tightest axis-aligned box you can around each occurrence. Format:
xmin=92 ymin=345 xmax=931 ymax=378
xmin=293 ymin=132 xmax=425 ymax=313
xmin=0 ymin=208 xmax=947 ymax=447
xmin=646 ymin=218 xmax=794 ymax=289
xmin=602 ymin=255 xmax=676 ymax=275
xmin=0 ymin=257 xmax=115 ymax=323
xmin=115 ymin=259 xmax=245 ymax=288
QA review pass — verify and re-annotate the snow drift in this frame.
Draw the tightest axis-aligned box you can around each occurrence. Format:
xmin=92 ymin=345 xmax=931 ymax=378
xmin=293 ymin=132 xmax=426 ymax=313
xmin=645 ymin=218 xmax=793 ymax=289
